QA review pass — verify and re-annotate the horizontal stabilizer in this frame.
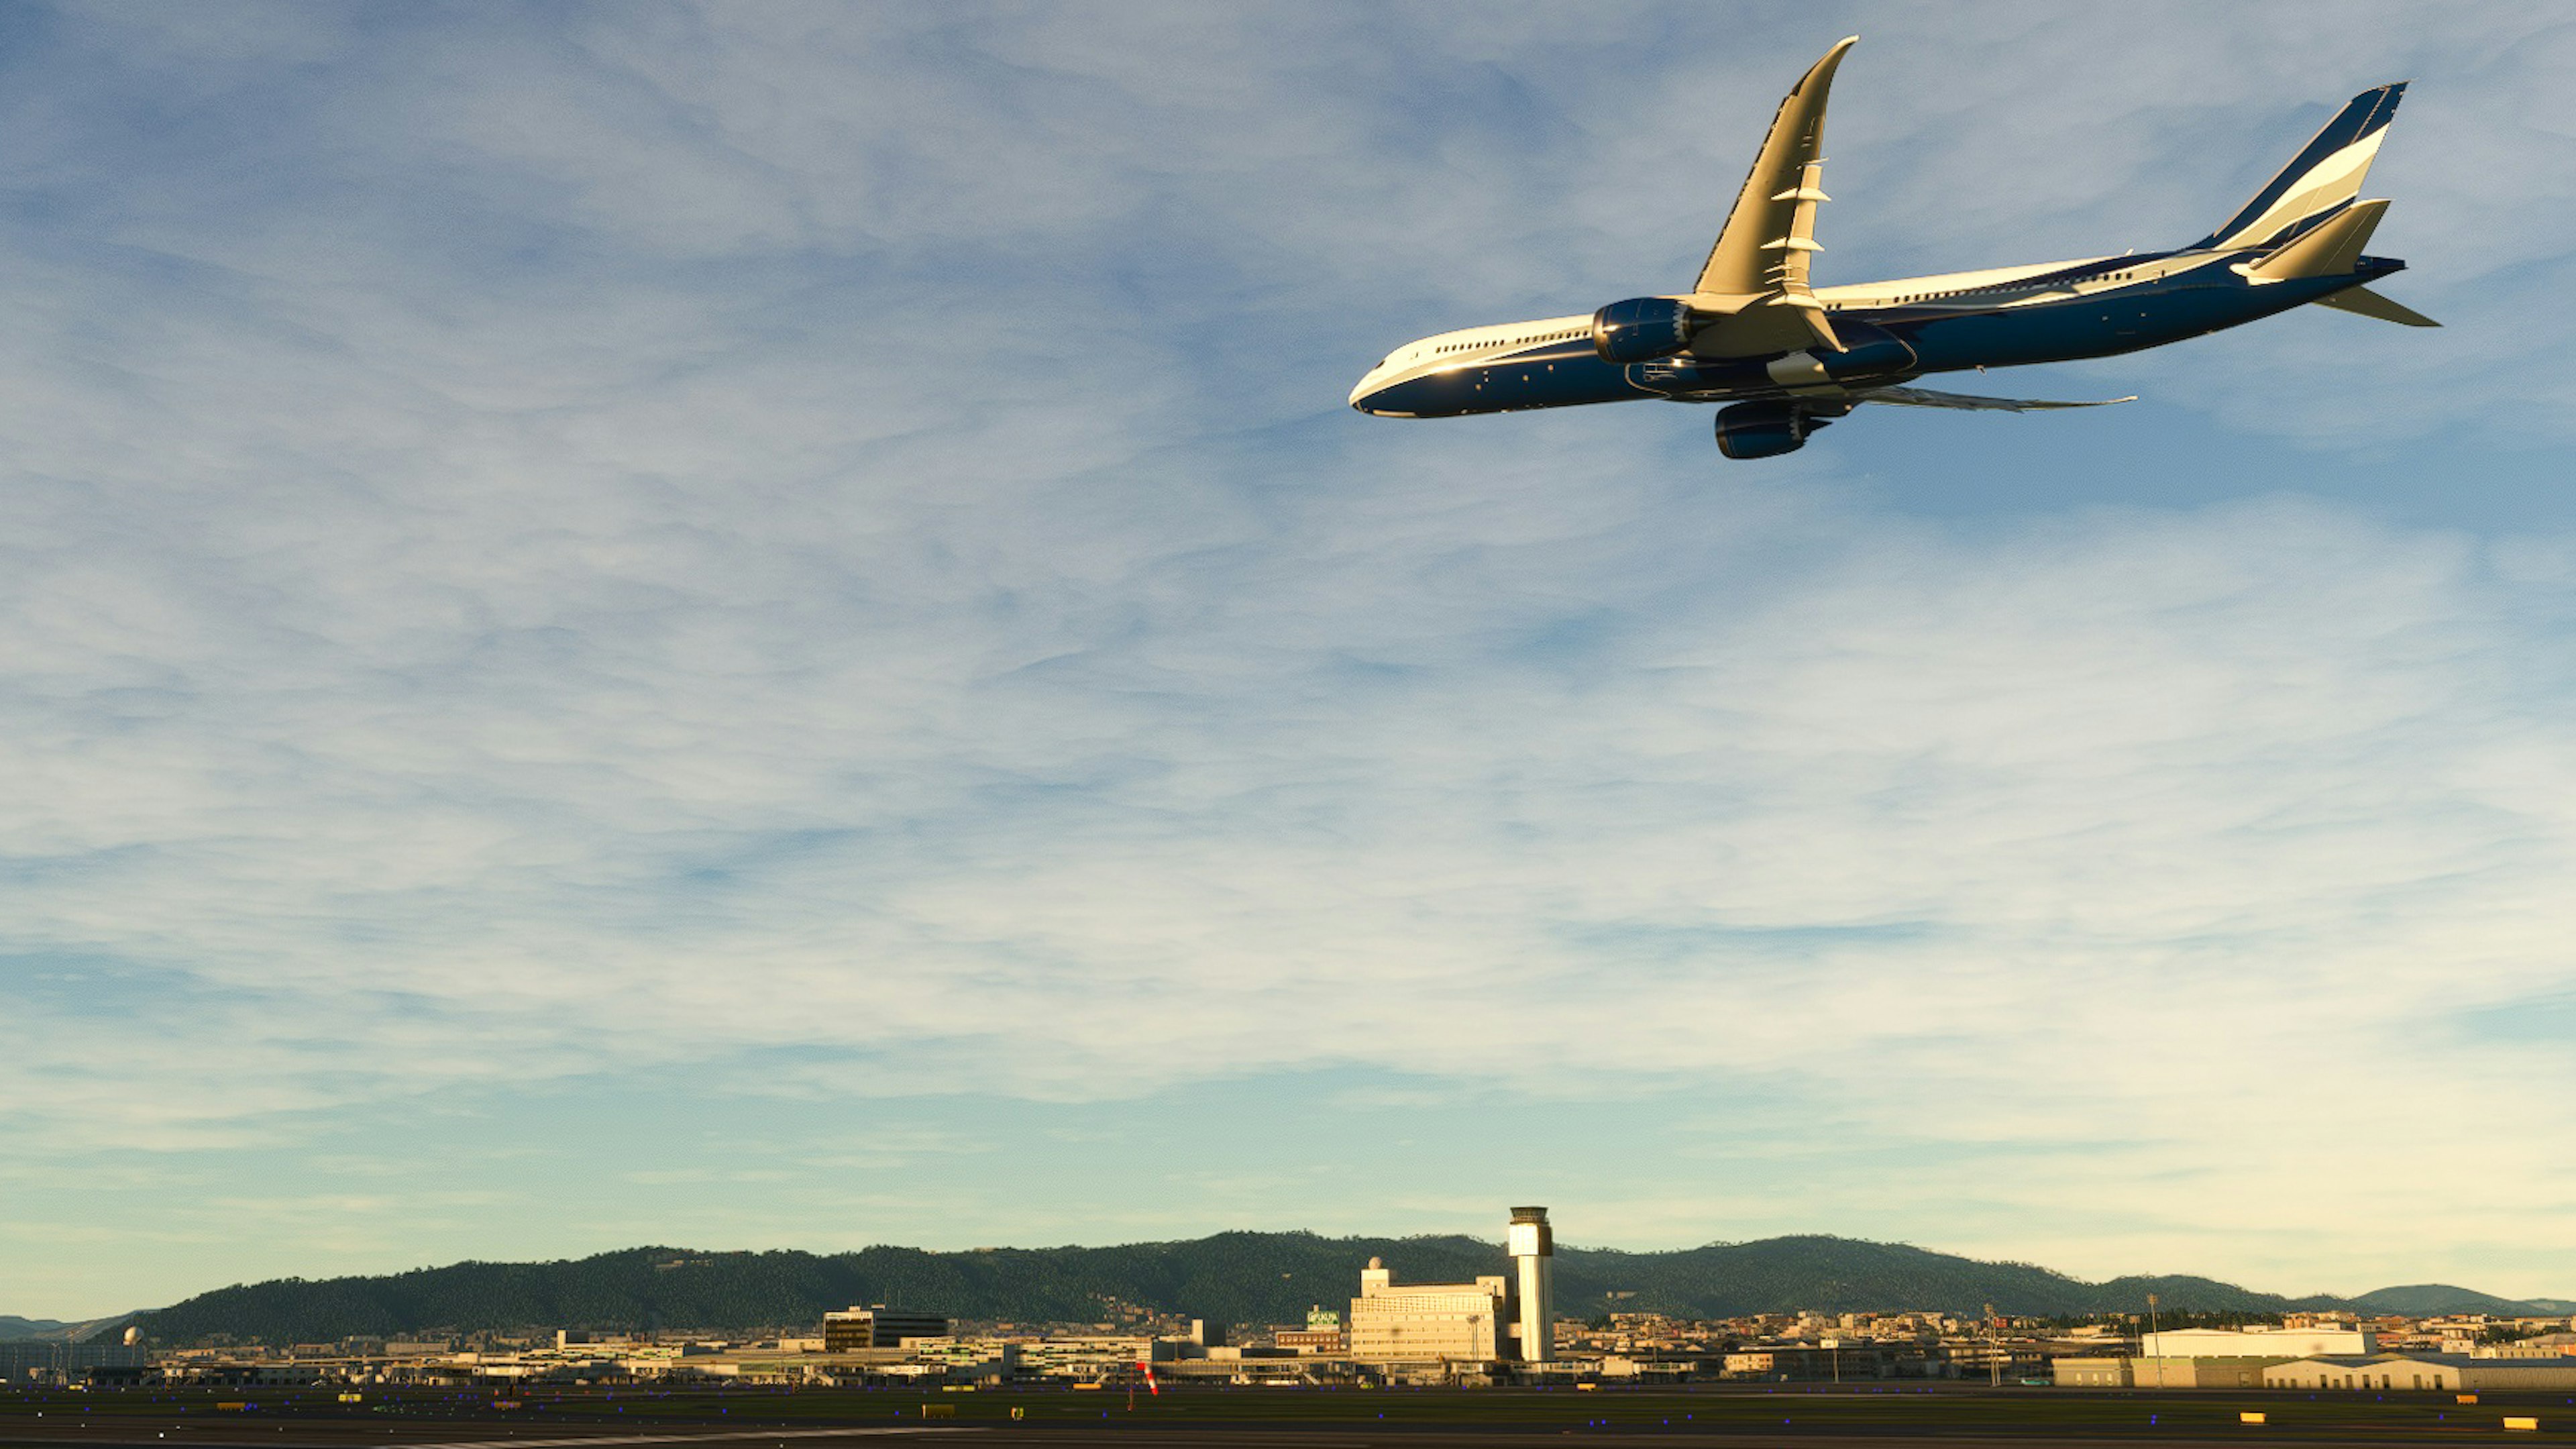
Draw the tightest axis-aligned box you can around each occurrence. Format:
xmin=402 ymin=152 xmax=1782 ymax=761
xmin=2243 ymin=198 xmax=2387 ymax=282
xmin=1856 ymin=386 xmax=2137 ymax=412
xmin=2314 ymin=284 xmax=2439 ymax=327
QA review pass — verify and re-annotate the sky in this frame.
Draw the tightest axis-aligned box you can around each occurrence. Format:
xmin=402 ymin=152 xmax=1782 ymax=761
xmin=4 ymin=0 xmax=2575 ymax=1319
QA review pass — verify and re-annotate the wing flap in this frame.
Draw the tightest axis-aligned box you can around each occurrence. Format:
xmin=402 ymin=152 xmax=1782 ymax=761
xmin=1857 ymin=386 xmax=2137 ymax=412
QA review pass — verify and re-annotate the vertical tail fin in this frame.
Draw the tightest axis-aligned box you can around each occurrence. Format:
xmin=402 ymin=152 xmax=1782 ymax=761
xmin=2194 ymin=83 xmax=2406 ymax=252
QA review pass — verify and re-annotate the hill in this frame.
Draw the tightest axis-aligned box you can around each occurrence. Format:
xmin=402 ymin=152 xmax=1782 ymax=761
xmin=0 ymin=1312 xmax=138 ymax=1344
xmin=129 ymin=1232 xmax=2564 ymax=1347
xmin=2348 ymin=1284 xmax=2553 ymax=1316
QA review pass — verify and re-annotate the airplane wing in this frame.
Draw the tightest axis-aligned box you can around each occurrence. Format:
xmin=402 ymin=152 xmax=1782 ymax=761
xmin=1855 ymin=386 xmax=2138 ymax=412
xmin=1688 ymin=37 xmax=1859 ymax=358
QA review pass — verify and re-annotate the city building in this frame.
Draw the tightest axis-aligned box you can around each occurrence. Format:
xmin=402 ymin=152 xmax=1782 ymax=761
xmin=1274 ymin=1308 xmax=1345 ymax=1354
xmin=822 ymin=1307 xmax=951 ymax=1350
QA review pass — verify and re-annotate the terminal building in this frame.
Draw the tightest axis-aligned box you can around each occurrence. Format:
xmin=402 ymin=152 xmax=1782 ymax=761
xmin=1347 ymin=1258 xmax=1511 ymax=1362
xmin=1346 ymin=1205 xmax=1557 ymax=1371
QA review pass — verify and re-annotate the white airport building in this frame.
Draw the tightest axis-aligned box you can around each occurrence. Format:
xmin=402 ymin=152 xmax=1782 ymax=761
xmin=1346 ymin=1259 xmax=1511 ymax=1362
xmin=1346 ymin=1205 xmax=1557 ymax=1372
xmin=1508 ymin=1205 xmax=1555 ymax=1364
xmin=2141 ymin=1328 xmax=2376 ymax=1359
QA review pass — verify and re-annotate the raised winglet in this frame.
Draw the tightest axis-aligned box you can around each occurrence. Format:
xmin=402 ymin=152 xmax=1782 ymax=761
xmin=1690 ymin=38 xmax=1858 ymax=355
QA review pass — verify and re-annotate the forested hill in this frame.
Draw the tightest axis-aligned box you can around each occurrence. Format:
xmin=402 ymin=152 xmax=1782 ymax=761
xmin=127 ymin=1233 xmax=2548 ymax=1346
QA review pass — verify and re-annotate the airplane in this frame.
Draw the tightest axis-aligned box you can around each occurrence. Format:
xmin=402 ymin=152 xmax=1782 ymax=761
xmin=1347 ymin=37 xmax=2432 ymax=458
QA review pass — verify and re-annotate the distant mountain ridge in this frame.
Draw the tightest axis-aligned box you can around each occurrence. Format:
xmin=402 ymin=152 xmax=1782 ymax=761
xmin=119 ymin=1234 xmax=2569 ymax=1347
xmin=2349 ymin=1284 xmax=2568 ymax=1316
xmin=0 ymin=1312 xmax=139 ymax=1344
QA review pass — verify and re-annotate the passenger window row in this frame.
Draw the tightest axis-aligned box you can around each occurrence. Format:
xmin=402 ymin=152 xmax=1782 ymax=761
xmin=1833 ymin=270 xmax=2144 ymax=310
xmin=1436 ymin=329 xmax=1586 ymax=356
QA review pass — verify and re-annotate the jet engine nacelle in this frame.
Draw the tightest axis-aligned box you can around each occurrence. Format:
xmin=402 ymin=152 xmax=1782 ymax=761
xmin=1591 ymin=297 xmax=1700 ymax=364
xmin=1624 ymin=318 xmax=1921 ymax=396
xmin=1715 ymin=400 xmax=1833 ymax=459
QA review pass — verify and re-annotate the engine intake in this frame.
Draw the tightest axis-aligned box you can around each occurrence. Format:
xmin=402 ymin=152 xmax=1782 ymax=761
xmin=1715 ymin=400 xmax=1835 ymax=460
xmin=1591 ymin=297 xmax=1698 ymax=364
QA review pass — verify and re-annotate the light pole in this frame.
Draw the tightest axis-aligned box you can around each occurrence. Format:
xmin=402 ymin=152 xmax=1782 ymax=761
xmin=2146 ymin=1293 xmax=2162 ymax=1391
xmin=1985 ymin=1303 xmax=2002 ymax=1389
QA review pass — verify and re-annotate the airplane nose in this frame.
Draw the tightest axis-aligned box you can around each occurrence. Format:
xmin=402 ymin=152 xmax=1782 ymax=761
xmin=1349 ymin=372 xmax=1430 ymax=419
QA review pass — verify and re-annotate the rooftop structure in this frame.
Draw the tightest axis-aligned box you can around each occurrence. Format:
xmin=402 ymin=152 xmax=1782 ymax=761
xmin=2142 ymin=1327 xmax=2375 ymax=1359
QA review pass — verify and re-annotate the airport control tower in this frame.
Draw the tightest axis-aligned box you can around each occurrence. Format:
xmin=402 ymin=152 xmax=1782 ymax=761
xmin=1507 ymin=1205 xmax=1554 ymax=1363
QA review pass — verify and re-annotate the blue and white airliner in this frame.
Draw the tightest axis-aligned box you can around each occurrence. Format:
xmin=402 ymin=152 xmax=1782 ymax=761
xmin=1348 ymin=38 xmax=2432 ymax=458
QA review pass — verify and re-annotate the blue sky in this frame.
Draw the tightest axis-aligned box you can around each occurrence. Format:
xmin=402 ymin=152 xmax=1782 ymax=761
xmin=6 ymin=0 xmax=2576 ymax=1318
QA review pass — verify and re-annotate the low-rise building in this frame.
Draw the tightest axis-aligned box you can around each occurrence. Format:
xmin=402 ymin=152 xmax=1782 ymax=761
xmin=2267 ymin=1355 xmax=2451 ymax=1391
xmin=1275 ymin=1307 xmax=1345 ymax=1354
xmin=2130 ymin=1356 xmax=2291 ymax=1389
xmin=2054 ymin=1356 xmax=2131 ymax=1388
xmin=2268 ymin=1354 xmax=2576 ymax=1393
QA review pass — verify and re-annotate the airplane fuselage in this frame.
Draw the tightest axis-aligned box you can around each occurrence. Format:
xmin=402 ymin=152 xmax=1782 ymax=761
xmin=1348 ymin=248 xmax=2406 ymax=419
